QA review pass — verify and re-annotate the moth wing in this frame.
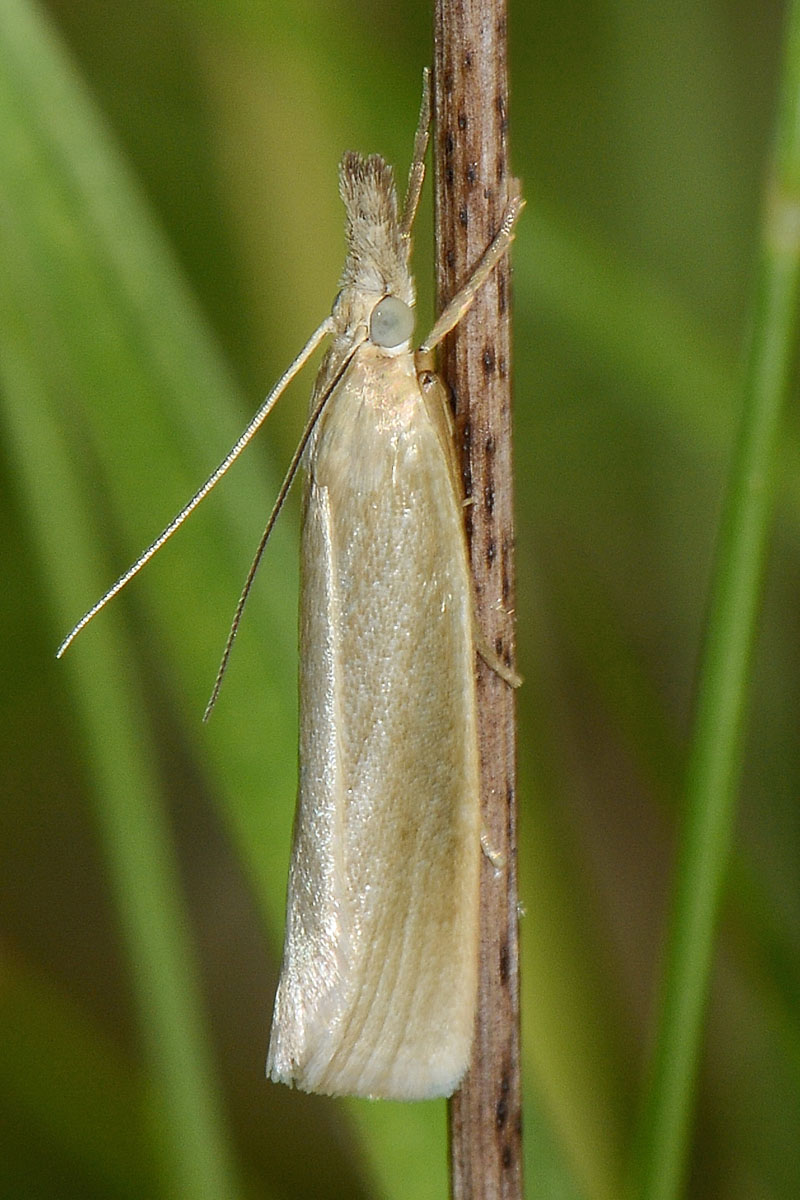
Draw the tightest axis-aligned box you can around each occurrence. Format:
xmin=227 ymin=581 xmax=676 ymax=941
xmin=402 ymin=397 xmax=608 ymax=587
xmin=266 ymin=481 xmax=355 ymax=1086
xmin=268 ymin=352 xmax=480 ymax=1100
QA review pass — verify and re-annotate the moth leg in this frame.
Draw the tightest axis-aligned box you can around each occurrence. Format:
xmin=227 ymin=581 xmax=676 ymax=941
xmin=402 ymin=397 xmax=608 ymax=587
xmin=480 ymin=830 xmax=506 ymax=873
xmin=475 ymin=627 xmax=522 ymax=689
xmin=400 ymin=67 xmax=432 ymax=237
xmin=415 ymin=365 xmax=522 ymax=691
xmin=420 ymin=181 xmax=525 ymax=354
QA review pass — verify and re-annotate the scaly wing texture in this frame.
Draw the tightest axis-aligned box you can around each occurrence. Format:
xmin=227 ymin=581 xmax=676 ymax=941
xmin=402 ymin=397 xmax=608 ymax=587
xmin=267 ymin=347 xmax=480 ymax=1099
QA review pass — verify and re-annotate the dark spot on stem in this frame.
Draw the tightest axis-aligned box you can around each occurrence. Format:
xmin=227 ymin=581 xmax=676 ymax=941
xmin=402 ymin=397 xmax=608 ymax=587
xmin=499 ymin=939 xmax=510 ymax=983
xmin=498 ymin=272 xmax=508 ymax=315
xmin=496 ymin=1093 xmax=508 ymax=1128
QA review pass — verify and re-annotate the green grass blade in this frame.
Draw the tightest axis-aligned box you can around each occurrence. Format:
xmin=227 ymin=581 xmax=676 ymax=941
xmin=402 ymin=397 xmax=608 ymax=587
xmin=0 ymin=1 xmax=256 ymax=1195
xmin=631 ymin=2 xmax=800 ymax=1197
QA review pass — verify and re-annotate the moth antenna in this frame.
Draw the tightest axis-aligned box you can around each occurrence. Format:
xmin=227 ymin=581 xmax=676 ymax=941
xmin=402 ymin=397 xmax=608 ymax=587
xmin=419 ymin=186 xmax=525 ymax=353
xmin=399 ymin=67 xmax=432 ymax=238
xmin=56 ymin=317 xmax=334 ymax=659
xmin=203 ymin=336 xmax=366 ymax=720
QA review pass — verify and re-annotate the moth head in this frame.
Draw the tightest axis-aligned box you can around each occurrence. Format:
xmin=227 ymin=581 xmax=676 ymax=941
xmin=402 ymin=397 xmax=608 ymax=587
xmin=338 ymin=152 xmax=415 ymax=308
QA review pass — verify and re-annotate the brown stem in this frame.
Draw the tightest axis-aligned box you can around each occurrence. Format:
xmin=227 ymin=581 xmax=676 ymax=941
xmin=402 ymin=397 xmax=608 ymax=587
xmin=432 ymin=3 xmax=523 ymax=1198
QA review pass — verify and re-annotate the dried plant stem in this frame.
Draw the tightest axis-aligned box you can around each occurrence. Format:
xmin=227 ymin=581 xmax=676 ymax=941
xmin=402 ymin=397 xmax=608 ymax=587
xmin=432 ymin=3 xmax=523 ymax=1198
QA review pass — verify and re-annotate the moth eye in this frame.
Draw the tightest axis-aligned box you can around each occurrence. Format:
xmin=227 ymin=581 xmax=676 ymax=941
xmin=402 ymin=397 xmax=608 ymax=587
xmin=370 ymin=296 xmax=414 ymax=348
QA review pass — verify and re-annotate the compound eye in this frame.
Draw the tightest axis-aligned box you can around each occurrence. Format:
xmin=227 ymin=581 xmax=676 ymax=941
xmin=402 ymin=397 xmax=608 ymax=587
xmin=370 ymin=295 xmax=414 ymax=348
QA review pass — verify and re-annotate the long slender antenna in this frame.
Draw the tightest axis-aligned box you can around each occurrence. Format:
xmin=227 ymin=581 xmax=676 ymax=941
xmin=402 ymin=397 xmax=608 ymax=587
xmin=419 ymin=186 xmax=523 ymax=355
xmin=57 ymin=317 xmax=334 ymax=659
xmin=400 ymin=67 xmax=432 ymax=238
xmin=202 ymin=337 xmax=365 ymax=720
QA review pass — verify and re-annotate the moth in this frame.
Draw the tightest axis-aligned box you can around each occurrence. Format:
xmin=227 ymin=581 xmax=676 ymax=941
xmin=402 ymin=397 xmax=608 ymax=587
xmin=58 ymin=70 xmax=523 ymax=1101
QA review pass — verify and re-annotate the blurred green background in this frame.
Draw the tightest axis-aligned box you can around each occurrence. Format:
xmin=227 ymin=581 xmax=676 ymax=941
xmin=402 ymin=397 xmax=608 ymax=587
xmin=1 ymin=0 xmax=799 ymax=1197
